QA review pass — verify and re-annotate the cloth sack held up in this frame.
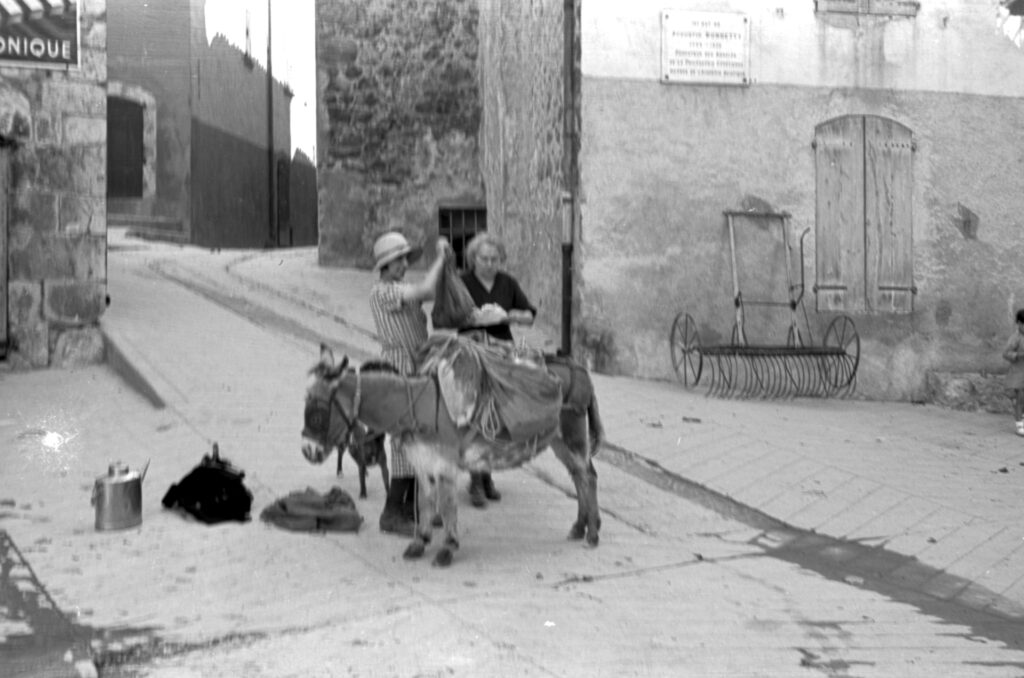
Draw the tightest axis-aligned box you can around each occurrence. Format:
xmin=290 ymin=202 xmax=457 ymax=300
xmin=431 ymin=256 xmax=476 ymax=330
xmin=162 ymin=443 xmax=253 ymax=524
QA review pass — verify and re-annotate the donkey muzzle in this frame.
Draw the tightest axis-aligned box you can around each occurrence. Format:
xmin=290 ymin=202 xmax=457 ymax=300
xmin=301 ymin=438 xmax=329 ymax=465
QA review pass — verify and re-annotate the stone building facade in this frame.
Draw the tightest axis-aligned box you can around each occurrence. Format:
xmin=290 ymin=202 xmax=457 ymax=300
xmin=479 ymin=0 xmax=1024 ymax=402
xmin=315 ymin=0 xmax=483 ymax=268
xmin=2 ymin=0 xmax=108 ymax=369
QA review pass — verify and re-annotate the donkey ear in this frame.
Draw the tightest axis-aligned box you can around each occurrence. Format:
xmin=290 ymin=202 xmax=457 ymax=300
xmin=320 ymin=343 xmax=335 ymax=368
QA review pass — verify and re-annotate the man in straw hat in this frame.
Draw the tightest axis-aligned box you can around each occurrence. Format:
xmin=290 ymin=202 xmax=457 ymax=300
xmin=368 ymin=231 xmax=449 ymax=535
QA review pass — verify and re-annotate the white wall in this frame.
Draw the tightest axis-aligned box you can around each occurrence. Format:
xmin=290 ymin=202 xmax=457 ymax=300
xmin=583 ymin=0 xmax=1024 ymax=96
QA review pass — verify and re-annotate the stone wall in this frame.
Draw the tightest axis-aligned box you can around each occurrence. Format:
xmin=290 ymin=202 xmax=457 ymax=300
xmin=316 ymin=0 xmax=483 ymax=267
xmin=477 ymin=0 xmax=572 ymax=357
xmin=6 ymin=0 xmax=108 ymax=369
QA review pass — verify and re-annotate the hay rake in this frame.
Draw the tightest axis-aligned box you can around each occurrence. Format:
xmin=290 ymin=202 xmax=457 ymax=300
xmin=669 ymin=210 xmax=860 ymax=399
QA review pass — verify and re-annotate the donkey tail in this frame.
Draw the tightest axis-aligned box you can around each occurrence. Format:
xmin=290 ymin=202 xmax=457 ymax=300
xmin=587 ymin=393 xmax=604 ymax=457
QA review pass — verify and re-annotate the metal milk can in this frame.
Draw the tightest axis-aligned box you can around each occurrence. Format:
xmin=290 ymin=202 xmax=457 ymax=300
xmin=91 ymin=460 xmax=148 ymax=531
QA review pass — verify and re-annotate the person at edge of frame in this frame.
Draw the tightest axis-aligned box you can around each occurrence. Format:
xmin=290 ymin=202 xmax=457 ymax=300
xmin=1002 ymin=307 xmax=1024 ymax=437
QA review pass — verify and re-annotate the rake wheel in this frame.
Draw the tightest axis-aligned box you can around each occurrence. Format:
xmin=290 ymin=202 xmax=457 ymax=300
xmin=670 ymin=312 xmax=703 ymax=387
xmin=823 ymin=315 xmax=860 ymax=389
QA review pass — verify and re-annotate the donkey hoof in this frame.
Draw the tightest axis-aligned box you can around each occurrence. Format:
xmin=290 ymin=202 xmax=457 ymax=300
xmin=431 ymin=514 xmax=443 ymax=527
xmin=586 ymin=533 xmax=600 ymax=548
xmin=568 ymin=523 xmax=586 ymax=541
xmin=432 ymin=548 xmax=454 ymax=567
xmin=403 ymin=541 xmax=426 ymax=560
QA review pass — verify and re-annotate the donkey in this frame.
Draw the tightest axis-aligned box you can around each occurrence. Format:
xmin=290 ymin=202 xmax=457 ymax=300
xmin=301 ymin=344 xmax=603 ymax=567
xmin=307 ymin=358 xmax=391 ymax=499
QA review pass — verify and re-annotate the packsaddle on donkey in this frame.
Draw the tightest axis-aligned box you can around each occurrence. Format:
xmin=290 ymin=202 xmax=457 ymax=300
xmin=301 ymin=336 xmax=604 ymax=567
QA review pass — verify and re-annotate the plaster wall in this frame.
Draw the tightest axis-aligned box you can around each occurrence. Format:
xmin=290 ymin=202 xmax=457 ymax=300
xmin=5 ymin=0 xmax=108 ymax=369
xmin=578 ymin=0 xmax=1024 ymax=400
xmin=315 ymin=0 xmax=483 ymax=268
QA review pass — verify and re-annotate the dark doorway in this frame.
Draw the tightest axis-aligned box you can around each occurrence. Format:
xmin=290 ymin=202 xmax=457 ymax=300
xmin=107 ymin=97 xmax=144 ymax=198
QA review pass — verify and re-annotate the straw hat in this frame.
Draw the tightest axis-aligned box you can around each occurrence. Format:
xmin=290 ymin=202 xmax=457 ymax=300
xmin=372 ymin=232 xmax=422 ymax=272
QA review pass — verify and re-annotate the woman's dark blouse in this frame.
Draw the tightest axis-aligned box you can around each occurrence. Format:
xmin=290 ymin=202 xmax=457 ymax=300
xmin=458 ymin=270 xmax=536 ymax=342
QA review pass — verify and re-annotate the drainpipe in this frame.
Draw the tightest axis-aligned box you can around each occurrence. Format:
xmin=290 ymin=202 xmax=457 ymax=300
xmin=560 ymin=0 xmax=578 ymax=357
xmin=266 ymin=0 xmax=276 ymax=247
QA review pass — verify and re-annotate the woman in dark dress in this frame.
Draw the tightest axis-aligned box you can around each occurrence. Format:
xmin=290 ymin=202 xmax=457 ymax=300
xmin=458 ymin=232 xmax=537 ymax=507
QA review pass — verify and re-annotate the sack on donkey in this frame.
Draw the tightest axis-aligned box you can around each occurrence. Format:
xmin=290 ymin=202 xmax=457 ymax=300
xmin=162 ymin=443 xmax=253 ymax=524
xmin=419 ymin=335 xmax=562 ymax=442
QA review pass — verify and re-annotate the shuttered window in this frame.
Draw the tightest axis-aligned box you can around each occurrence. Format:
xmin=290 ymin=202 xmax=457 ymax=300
xmin=814 ymin=115 xmax=915 ymax=314
xmin=815 ymin=0 xmax=919 ymax=16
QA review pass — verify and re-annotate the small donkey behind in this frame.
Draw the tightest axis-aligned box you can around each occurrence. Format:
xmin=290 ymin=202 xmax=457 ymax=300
xmin=338 ymin=422 xmax=389 ymax=499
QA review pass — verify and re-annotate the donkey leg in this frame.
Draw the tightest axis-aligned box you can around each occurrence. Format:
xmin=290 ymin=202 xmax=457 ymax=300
xmin=585 ymin=460 xmax=601 ymax=546
xmin=378 ymin=440 xmax=391 ymax=495
xmin=432 ymin=473 xmax=460 ymax=568
xmin=357 ymin=460 xmax=368 ymax=499
xmin=403 ymin=473 xmax=435 ymax=560
xmin=552 ymin=412 xmax=600 ymax=546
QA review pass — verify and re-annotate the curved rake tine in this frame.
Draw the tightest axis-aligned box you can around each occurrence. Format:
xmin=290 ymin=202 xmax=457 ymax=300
xmin=774 ymin=356 xmax=790 ymax=399
xmin=740 ymin=355 xmax=754 ymax=399
xmin=794 ymin=355 xmax=808 ymax=398
xmin=710 ymin=354 xmax=726 ymax=398
xmin=766 ymin=354 xmax=783 ymax=399
xmin=746 ymin=355 xmax=761 ymax=399
xmin=759 ymin=354 xmax=774 ymax=399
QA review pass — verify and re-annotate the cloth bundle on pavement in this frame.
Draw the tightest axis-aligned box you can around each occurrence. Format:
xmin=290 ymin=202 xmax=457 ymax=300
xmin=259 ymin=486 xmax=363 ymax=532
xmin=418 ymin=334 xmax=562 ymax=442
xmin=431 ymin=256 xmax=476 ymax=330
xmin=162 ymin=443 xmax=253 ymax=524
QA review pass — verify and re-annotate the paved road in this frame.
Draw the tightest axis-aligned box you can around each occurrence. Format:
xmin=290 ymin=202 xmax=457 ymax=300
xmin=2 ymin=232 xmax=1024 ymax=676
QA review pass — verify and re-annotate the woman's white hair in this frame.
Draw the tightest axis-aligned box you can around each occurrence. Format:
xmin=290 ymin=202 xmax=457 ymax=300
xmin=464 ymin=232 xmax=507 ymax=272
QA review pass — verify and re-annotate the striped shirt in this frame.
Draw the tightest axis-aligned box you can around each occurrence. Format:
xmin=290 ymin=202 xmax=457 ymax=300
xmin=369 ymin=280 xmax=428 ymax=376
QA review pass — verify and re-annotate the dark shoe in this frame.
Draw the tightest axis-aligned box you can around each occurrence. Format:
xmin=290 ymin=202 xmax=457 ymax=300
xmin=380 ymin=477 xmax=415 ymax=536
xmin=379 ymin=509 xmax=414 ymax=536
xmin=481 ymin=472 xmax=501 ymax=502
xmin=469 ymin=473 xmax=486 ymax=508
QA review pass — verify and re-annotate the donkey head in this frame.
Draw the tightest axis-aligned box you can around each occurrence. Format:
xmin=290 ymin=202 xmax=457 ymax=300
xmin=301 ymin=344 xmax=358 ymax=465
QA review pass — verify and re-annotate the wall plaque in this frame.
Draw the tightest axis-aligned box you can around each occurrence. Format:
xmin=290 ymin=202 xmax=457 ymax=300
xmin=661 ymin=10 xmax=749 ymax=86
xmin=0 ymin=0 xmax=80 ymax=69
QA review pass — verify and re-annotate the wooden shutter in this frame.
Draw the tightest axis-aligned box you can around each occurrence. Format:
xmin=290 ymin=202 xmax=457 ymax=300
xmin=814 ymin=116 xmax=865 ymax=312
xmin=864 ymin=116 xmax=914 ymax=313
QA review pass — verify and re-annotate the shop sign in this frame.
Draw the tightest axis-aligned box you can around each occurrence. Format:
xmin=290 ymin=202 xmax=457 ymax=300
xmin=0 ymin=1 xmax=80 ymax=69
